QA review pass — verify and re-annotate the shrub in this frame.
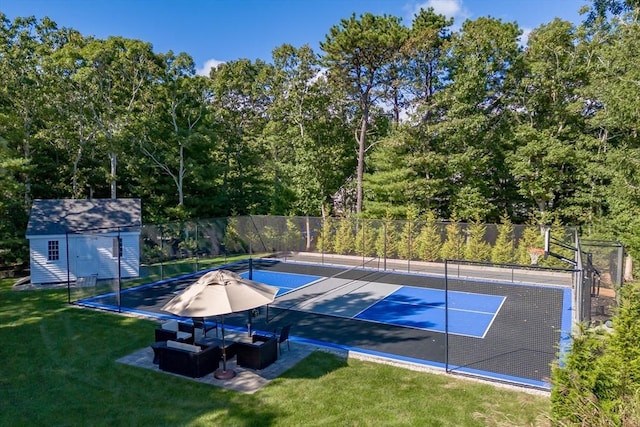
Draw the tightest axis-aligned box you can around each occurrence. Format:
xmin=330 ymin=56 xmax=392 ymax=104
xmin=464 ymin=220 xmax=491 ymax=262
xmin=414 ymin=211 xmax=442 ymax=262
xmin=491 ymin=214 xmax=516 ymax=264
xmin=550 ymin=283 xmax=640 ymax=425
xmin=441 ymin=221 xmax=464 ymax=260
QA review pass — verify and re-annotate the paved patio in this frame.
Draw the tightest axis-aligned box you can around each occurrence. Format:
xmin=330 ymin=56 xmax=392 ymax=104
xmin=117 ymin=331 xmax=344 ymax=394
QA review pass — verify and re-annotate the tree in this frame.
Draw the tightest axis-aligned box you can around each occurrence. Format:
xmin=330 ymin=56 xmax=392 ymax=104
xmin=375 ymin=213 xmax=399 ymax=259
xmin=321 ymin=13 xmax=408 ymax=214
xmin=0 ymin=15 xmax=68 ymax=205
xmin=464 ymin=220 xmax=491 ymax=262
xmin=0 ymin=136 xmax=29 ymax=264
xmin=317 ymin=216 xmax=335 ymax=254
xmin=509 ymin=19 xmax=588 ymax=225
xmin=363 ymin=10 xmax=452 ymax=219
xmin=551 ymin=283 xmax=640 ymax=425
xmin=63 ymin=36 xmax=159 ymax=199
xmin=207 ymin=59 xmax=273 ymax=215
xmin=138 ymin=52 xmax=210 ymax=212
xmin=266 ymin=44 xmax=353 ymax=216
xmin=491 ymin=214 xmax=516 ymax=264
xmin=441 ymin=220 xmax=465 ymax=260
xmin=580 ymin=9 xmax=640 ymax=260
xmin=334 ymin=217 xmax=356 ymax=255
xmin=397 ymin=205 xmax=419 ymax=259
xmin=427 ymin=17 xmax=524 ymax=222
xmin=414 ymin=210 xmax=442 ymax=262
xmin=354 ymin=219 xmax=377 ymax=257
xmin=403 ymin=7 xmax=452 ymax=116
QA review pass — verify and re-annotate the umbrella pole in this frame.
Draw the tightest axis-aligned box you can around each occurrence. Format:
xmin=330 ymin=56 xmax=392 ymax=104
xmin=214 ymin=316 xmax=236 ymax=380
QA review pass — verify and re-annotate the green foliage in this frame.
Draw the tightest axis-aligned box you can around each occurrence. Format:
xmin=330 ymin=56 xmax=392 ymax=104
xmin=261 ymin=225 xmax=280 ymax=252
xmin=463 ymin=220 xmax=491 ymax=262
xmin=440 ymin=220 xmax=465 ymax=260
xmin=284 ymin=218 xmax=302 ymax=252
xmin=2 ymin=11 xmax=640 ymax=268
xmin=397 ymin=206 xmax=419 ymax=259
xmin=321 ymin=12 xmax=407 ymax=213
xmin=517 ymin=225 xmax=545 ymax=265
xmin=0 ymin=140 xmax=29 ymax=264
xmin=334 ymin=217 xmax=356 ymax=255
xmin=354 ymin=219 xmax=377 ymax=257
xmin=223 ymin=217 xmax=246 ymax=254
xmin=491 ymin=214 xmax=516 ymax=264
xmin=414 ymin=211 xmax=442 ymax=262
xmin=374 ymin=216 xmax=398 ymax=259
xmin=317 ymin=217 xmax=335 ymax=254
xmin=551 ymin=282 xmax=640 ymax=426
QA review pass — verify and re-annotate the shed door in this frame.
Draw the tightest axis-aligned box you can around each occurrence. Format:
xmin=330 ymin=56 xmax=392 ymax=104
xmin=75 ymin=236 xmax=99 ymax=278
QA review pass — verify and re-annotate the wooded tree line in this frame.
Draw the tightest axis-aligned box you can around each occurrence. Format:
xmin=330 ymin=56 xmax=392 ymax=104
xmin=1 ymin=0 xmax=639 ymax=267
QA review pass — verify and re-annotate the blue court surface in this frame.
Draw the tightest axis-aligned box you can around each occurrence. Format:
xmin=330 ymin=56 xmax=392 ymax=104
xmin=241 ymin=270 xmax=321 ymax=296
xmin=355 ymin=287 xmax=504 ymax=338
xmin=244 ymin=269 xmax=504 ymax=338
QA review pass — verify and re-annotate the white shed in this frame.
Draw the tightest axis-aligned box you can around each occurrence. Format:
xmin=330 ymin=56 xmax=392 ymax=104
xmin=25 ymin=198 xmax=142 ymax=285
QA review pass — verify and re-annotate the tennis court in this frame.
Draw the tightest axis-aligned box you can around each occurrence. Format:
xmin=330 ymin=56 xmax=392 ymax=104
xmin=77 ymin=258 xmax=572 ymax=390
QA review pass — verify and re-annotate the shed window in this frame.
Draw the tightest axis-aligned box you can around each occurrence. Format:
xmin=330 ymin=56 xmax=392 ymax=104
xmin=48 ymin=240 xmax=60 ymax=261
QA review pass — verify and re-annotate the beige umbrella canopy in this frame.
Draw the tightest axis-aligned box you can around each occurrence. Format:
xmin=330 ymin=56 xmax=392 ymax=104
xmin=162 ymin=269 xmax=279 ymax=379
xmin=163 ymin=269 xmax=278 ymax=317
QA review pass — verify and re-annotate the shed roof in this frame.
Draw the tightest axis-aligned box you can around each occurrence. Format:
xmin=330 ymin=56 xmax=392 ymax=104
xmin=26 ymin=198 xmax=142 ymax=236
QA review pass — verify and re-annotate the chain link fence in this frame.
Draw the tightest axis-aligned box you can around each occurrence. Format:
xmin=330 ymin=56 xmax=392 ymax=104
xmin=68 ymin=215 xmax=617 ymax=323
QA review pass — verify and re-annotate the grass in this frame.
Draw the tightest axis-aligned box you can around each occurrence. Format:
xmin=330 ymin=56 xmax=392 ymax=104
xmin=1 ymin=277 xmax=550 ymax=426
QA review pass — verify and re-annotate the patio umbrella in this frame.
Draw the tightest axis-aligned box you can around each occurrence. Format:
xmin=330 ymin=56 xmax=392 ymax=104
xmin=161 ymin=269 xmax=279 ymax=379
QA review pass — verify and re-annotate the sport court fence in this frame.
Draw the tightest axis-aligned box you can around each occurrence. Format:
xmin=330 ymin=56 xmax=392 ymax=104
xmin=138 ymin=214 xmax=583 ymax=275
xmin=443 ymin=259 xmax=575 ymax=388
xmin=70 ymin=215 xmax=620 ymax=323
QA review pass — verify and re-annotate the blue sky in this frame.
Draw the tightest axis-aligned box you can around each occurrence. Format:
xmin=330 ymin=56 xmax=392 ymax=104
xmin=3 ymin=0 xmax=590 ymax=75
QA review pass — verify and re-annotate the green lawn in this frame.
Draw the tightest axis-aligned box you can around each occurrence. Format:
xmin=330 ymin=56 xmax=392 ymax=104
xmin=0 ymin=277 xmax=550 ymax=426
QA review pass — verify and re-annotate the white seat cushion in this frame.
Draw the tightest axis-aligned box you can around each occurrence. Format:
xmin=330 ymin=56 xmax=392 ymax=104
xmin=166 ymin=340 xmax=201 ymax=352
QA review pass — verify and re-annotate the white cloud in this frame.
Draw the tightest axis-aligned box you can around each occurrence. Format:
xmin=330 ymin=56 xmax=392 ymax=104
xmin=196 ymin=58 xmax=225 ymax=76
xmin=409 ymin=0 xmax=471 ymax=24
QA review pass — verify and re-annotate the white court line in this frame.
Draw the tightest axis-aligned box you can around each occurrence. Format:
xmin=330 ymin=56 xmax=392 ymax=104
xmin=481 ymin=295 xmax=508 ymax=339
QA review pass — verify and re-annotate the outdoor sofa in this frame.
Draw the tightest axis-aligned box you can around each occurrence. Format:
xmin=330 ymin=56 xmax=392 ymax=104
xmin=156 ymin=340 xmax=221 ymax=378
xmin=235 ymin=334 xmax=278 ymax=370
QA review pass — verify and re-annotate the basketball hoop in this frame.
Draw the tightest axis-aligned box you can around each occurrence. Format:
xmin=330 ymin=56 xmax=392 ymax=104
xmin=528 ymin=247 xmax=545 ymax=265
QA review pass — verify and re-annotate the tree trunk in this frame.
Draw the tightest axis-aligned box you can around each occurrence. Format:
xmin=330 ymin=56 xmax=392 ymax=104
xmin=356 ymin=107 xmax=369 ymax=214
xmin=624 ymin=255 xmax=634 ymax=282
xmin=110 ymin=152 xmax=117 ymax=199
xmin=178 ymin=144 xmax=184 ymax=206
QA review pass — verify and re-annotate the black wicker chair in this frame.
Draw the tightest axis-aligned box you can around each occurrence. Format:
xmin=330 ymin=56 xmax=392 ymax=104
xmin=192 ymin=317 xmax=218 ymax=338
xmin=236 ymin=334 xmax=278 ymax=370
xmin=274 ymin=324 xmax=291 ymax=355
xmin=154 ymin=320 xmax=194 ymax=344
